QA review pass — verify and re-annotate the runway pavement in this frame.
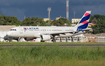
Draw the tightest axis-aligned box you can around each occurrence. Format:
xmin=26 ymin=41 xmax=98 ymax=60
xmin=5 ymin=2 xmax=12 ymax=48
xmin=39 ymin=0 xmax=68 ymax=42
xmin=0 ymin=44 xmax=105 ymax=47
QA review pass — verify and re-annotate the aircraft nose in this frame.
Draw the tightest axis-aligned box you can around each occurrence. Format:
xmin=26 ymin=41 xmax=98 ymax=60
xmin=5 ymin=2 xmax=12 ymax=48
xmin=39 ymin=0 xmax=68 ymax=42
xmin=6 ymin=32 xmax=11 ymax=36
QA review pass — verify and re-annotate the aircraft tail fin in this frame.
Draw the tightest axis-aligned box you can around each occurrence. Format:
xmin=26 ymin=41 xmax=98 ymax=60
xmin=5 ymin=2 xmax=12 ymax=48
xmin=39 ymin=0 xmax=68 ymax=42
xmin=74 ymin=11 xmax=91 ymax=33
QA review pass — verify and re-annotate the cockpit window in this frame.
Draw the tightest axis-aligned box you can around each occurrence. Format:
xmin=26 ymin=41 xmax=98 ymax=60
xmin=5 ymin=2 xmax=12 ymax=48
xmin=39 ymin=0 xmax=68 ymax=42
xmin=10 ymin=29 xmax=16 ymax=31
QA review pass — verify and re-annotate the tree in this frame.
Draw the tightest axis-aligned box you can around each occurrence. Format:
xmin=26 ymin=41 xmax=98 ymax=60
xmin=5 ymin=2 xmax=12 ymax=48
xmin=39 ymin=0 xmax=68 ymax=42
xmin=0 ymin=15 xmax=5 ymax=25
xmin=91 ymin=20 xmax=105 ymax=34
xmin=21 ymin=17 xmax=31 ymax=26
xmin=51 ymin=18 xmax=71 ymax=26
xmin=21 ymin=17 xmax=45 ymax=26
xmin=1 ymin=16 xmax=20 ymax=25
xmin=89 ymin=15 xmax=105 ymax=34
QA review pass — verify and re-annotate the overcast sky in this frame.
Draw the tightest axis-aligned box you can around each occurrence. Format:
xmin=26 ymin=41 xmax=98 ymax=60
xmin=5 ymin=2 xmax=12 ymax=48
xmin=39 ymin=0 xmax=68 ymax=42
xmin=0 ymin=0 xmax=105 ymax=21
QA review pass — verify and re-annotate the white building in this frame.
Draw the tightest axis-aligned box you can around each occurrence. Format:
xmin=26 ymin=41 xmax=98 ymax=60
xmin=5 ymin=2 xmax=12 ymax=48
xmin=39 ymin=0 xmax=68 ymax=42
xmin=56 ymin=17 xmax=65 ymax=20
xmin=43 ymin=18 xmax=49 ymax=22
xmin=72 ymin=18 xmax=81 ymax=23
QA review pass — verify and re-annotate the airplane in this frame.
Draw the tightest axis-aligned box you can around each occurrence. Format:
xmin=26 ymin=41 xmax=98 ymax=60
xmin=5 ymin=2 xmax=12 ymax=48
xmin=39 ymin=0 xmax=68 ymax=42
xmin=6 ymin=11 xmax=91 ymax=42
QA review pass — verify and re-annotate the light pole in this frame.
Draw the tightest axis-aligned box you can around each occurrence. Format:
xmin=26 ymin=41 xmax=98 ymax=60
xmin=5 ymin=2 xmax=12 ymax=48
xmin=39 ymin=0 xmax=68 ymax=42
xmin=48 ymin=7 xmax=51 ymax=26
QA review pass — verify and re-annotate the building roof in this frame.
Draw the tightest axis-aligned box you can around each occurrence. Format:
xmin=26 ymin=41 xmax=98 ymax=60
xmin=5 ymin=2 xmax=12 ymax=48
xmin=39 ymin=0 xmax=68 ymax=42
xmin=84 ymin=33 xmax=105 ymax=37
xmin=84 ymin=33 xmax=95 ymax=37
xmin=96 ymin=33 xmax=105 ymax=37
xmin=89 ymin=23 xmax=96 ymax=26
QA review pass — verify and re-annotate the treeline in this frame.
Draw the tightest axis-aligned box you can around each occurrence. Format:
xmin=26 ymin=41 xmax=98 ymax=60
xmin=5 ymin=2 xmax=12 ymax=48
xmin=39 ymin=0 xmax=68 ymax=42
xmin=0 ymin=15 xmax=21 ymax=26
xmin=0 ymin=14 xmax=105 ymax=34
xmin=90 ymin=15 xmax=105 ymax=34
xmin=0 ymin=15 xmax=71 ymax=26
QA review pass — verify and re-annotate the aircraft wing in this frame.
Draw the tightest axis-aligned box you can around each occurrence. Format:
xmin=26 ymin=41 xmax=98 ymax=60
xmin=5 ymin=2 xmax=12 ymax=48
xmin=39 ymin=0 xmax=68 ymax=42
xmin=56 ymin=32 xmax=85 ymax=38
xmin=42 ymin=31 xmax=74 ymax=36
xmin=83 ymin=28 xmax=93 ymax=31
xmin=55 ymin=28 xmax=92 ymax=38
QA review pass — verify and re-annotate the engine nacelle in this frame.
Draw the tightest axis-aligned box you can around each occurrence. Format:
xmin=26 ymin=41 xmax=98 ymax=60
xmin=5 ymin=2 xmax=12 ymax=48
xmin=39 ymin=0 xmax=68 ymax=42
xmin=25 ymin=37 xmax=35 ymax=41
xmin=41 ymin=35 xmax=51 ymax=41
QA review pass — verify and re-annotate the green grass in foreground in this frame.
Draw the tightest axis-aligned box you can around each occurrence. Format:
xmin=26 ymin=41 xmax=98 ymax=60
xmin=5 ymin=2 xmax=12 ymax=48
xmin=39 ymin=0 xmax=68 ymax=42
xmin=0 ymin=42 xmax=105 ymax=45
xmin=0 ymin=46 xmax=105 ymax=66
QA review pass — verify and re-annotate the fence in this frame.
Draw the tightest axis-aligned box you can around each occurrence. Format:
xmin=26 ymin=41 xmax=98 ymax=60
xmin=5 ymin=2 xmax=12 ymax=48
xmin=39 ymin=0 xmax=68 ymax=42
xmin=56 ymin=36 xmax=105 ymax=43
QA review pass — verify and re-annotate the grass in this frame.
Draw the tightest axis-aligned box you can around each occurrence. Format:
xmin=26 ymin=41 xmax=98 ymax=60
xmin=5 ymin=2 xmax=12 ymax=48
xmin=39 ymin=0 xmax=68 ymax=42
xmin=0 ymin=46 xmax=105 ymax=66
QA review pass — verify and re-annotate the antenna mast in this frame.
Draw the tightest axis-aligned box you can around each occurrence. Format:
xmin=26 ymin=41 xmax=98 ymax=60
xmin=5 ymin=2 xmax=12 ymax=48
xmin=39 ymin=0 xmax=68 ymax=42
xmin=66 ymin=0 xmax=69 ymax=20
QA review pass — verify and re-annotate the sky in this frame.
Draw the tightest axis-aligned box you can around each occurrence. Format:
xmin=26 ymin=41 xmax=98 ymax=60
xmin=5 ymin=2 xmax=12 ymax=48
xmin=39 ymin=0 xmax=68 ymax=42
xmin=0 ymin=0 xmax=105 ymax=21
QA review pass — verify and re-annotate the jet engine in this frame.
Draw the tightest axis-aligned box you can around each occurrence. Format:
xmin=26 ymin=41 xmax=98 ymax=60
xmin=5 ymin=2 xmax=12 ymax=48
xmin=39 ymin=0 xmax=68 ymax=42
xmin=41 ymin=35 xmax=51 ymax=41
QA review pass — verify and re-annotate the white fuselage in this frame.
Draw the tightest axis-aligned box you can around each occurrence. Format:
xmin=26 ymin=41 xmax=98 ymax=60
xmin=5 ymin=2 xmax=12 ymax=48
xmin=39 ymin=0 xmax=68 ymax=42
xmin=7 ymin=26 xmax=75 ymax=38
xmin=6 ymin=11 xmax=91 ymax=38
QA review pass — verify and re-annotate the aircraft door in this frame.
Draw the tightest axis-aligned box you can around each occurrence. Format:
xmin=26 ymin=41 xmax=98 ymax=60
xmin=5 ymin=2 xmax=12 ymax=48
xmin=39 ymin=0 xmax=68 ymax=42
xmin=19 ymin=28 xmax=25 ymax=37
